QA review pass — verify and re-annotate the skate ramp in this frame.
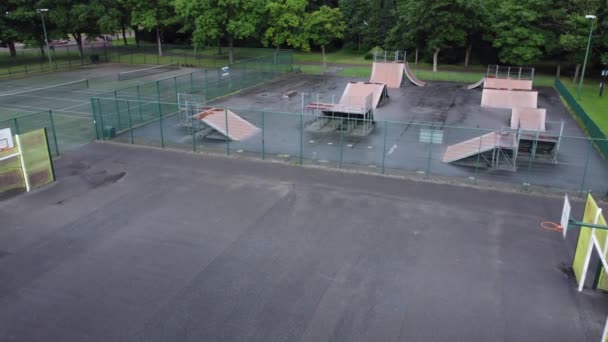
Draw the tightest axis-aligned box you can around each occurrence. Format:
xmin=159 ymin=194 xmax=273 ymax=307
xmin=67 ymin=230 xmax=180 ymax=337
xmin=466 ymin=78 xmax=484 ymax=90
xmin=404 ymin=63 xmax=426 ymax=87
xmin=194 ymin=108 xmax=260 ymax=141
xmin=510 ymin=108 xmax=546 ymax=131
xmin=442 ymin=132 xmax=518 ymax=163
xmin=481 ymin=89 xmax=537 ymax=109
xmin=340 ymin=82 xmax=388 ymax=110
xmin=484 ymin=78 xmax=533 ymax=90
xmin=370 ymin=62 xmax=405 ymax=88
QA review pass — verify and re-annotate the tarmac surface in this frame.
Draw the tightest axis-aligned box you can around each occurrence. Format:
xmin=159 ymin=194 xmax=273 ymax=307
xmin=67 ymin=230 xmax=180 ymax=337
xmin=127 ymin=74 xmax=608 ymax=194
xmin=1 ymin=142 xmax=607 ymax=341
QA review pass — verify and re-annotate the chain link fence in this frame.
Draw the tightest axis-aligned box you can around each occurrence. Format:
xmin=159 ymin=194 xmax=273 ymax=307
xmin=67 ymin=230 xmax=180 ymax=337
xmin=0 ymin=110 xmax=59 ymax=156
xmin=1 ymin=43 xmax=287 ymax=78
xmin=555 ymin=78 xmax=607 ymax=159
xmin=90 ymin=95 xmax=608 ymax=197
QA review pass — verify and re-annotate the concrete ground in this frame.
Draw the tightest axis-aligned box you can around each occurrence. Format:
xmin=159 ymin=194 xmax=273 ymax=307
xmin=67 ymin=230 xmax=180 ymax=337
xmin=1 ymin=142 xmax=607 ymax=341
xmin=127 ymin=74 xmax=608 ymax=194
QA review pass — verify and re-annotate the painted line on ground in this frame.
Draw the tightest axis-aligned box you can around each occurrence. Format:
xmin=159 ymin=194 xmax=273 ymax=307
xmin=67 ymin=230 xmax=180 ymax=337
xmin=387 ymin=144 xmax=398 ymax=155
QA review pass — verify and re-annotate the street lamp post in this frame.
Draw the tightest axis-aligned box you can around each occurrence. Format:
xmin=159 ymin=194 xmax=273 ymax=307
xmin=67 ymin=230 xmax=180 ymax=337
xmin=36 ymin=9 xmax=52 ymax=69
xmin=577 ymin=14 xmax=596 ymax=100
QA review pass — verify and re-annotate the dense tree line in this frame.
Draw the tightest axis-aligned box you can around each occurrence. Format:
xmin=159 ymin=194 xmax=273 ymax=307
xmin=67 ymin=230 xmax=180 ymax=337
xmin=1 ymin=0 xmax=606 ymax=72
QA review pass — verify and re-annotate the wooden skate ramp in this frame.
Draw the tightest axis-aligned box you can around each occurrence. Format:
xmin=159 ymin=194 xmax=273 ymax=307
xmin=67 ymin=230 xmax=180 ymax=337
xmin=404 ymin=63 xmax=426 ymax=87
xmin=442 ymin=132 xmax=518 ymax=163
xmin=370 ymin=62 xmax=405 ymax=88
xmin=510 ymin=108 xmax=546 ymax=131
xmin=484 ymin=78 xmax=533 ymax=90
xmin=466 ymin=78 xmax=484 ymax=90
xmin=481 ymin=89 xmax=537 ymax=109
xmin=340 ymin=82 xmax=388 ymax=110
xmin=194 ymin=108 xmax=260 ymax=141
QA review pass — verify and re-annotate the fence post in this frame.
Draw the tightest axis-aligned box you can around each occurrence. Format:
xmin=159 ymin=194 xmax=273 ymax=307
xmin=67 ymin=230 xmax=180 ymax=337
xmin=192 ymin=121 xmax=197 ymax=152
xmin=261 ymin=111 xmax=265 ymax=160
xmin=48 ymin=110 xmax=59 ymax=155
xmin=114 ymin=95 xmax=122 ymax=130
xmin=426 ymin=125 xmax=433 ymax=178
xmin=474 ymin=129 xmax=483 ymax=184
xmin=300 ymin=112 xmax=303 ymax=165
xmin=136 ymin=85 xmax=143 ymax=121
xmin=525 ymin=131 xmax=539 ymax=189
xmin=156 ymin=81 xmax=161 ymax=101
xmin=97 ymin=98 xmax=106 ymax=140
xmin=91 ymin=98 xmax=99 ymax=140
xmin=173 ymin=76 xmax=178 ymax=102
xmin=13 ymin=118 xmax=20 ymax=134
xmin=579 ymin=139 xmax=593 ymax=196
xmin=127 ymin=100 xmax=134 ymax=144
xmin=224 ymin=108 xmax=230 ymax=155
xmin=190 ymin=73 xmax=194 ymax=94
xmin=339 ymin=118 xmax=344 ymax=168
xmin=156 ymin=102 xmax=164 ymax=148
xmin=204 ymin=69 xmax=209 ymax=100
xmin=382 ymin=121 xmax=387 ymax=174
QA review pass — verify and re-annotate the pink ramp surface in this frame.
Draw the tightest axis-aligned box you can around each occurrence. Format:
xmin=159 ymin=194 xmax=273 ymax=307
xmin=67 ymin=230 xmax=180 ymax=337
xmin=370 ymin=62 xmax=404 ymax=88
xmin=194 ymin=108 xmax=260 ymax=141
xmin=466 ymin=78 xmax=484 ymax=90
xmin=481 ymin=89 xmax=537 ymax=109
xmin=404 ymin=63 xmax=426 ymax=87
xmin=442 ymin=132 xmax=518 ymax=163
xmin=340 ymin=82 xmax=388 ymax=110
xmin=484 ymin=78 xmax=533 ymax=90
xmin=510 ymin=108 xmax=546 ymax=131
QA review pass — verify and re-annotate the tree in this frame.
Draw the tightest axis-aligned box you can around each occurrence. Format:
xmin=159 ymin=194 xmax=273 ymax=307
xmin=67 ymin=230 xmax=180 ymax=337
xmin=130 ymin=0 xmax=178 ymax=56
xmin=43 ymin=0 xmax=106 ymax=56
xmin=363 ymin=0 xmax=398 ymax=50
xmin=304 ymin=6 xmax=346 ymax=70
xmin=0 ymin=1 xmax=20 ymax=57
xmin=98 ymin=0 xmax=133 ymax=46
xmin=488 ymin=0 xmax=546 ymax=65
xmin=264 ymin=0 xmax=308 ymax=51
xmin=0 ymin=0 xmax=49 ymax=57
xmin=556 ymin=0 xmax=602 ymax=82
xmin=175 ymin=0 xmax=266 ymax=63
xmin=339 ymin=0 xmax=372 ymax=51
xmin=393 ymin=0 xmax=471 ymax=72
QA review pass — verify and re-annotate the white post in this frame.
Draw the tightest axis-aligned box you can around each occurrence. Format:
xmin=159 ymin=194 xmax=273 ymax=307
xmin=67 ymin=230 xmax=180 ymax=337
xmin=15 ymin=134 xmax=30 ymax=192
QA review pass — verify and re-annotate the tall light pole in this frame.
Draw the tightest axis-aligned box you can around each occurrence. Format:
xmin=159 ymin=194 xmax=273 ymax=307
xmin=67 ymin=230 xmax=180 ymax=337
xmin=577 ymin=14 xmax=596 ymax=100
xmin=36 ymin=8 xmax=52 ymax=68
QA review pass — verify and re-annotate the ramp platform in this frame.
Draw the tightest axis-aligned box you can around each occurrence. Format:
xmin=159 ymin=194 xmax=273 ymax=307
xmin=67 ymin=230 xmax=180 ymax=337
xmin=193 ymin=108 xmax=260 ymax=141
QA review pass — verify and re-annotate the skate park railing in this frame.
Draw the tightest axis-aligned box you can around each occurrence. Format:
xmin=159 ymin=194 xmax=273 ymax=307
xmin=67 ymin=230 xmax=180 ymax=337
xmin=90 ymin=97 xmax=608 ymax=198
xmin=555 ymin=78 xmax=608 ymax=160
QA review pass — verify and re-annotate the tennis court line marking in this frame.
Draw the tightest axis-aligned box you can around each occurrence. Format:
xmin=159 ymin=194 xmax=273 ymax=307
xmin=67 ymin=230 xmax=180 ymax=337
xmin=5 ymin=94 xmax=87 ymax=103
xmin=0 ymin=104 xmax=91 ymax=117
xmin=59 ymin=102 xmax=90 ymax=111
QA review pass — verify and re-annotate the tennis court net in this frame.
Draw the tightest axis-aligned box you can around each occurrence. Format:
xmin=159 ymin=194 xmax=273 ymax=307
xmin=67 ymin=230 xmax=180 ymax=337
xmin=118 ymin=64 xmax=180 ymax=81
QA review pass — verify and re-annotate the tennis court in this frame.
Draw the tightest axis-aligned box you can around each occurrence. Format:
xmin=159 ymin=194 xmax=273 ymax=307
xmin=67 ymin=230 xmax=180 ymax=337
xmin=0 ymin=63 xmax=203 ymax=151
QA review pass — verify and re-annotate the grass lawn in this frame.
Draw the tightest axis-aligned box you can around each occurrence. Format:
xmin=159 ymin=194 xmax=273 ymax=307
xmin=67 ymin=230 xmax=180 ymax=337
xmin=559 ymin=77 xmax=608 ymax=135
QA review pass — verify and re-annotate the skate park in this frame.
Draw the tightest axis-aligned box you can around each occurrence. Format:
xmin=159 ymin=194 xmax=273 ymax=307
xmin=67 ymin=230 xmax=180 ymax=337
xmin=118 ymin=54 xmax=608 ymax=194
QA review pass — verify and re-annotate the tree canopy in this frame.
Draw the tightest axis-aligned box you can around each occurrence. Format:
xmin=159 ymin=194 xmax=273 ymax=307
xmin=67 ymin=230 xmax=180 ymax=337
xmin=1 ymin=0 xmax=606 ymax=71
